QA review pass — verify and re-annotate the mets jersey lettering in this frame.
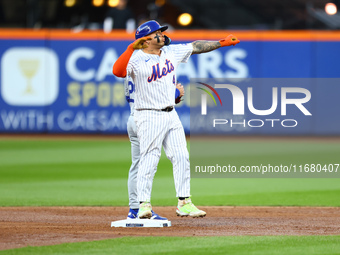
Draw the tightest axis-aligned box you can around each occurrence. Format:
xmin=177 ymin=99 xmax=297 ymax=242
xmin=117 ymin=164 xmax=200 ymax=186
xmin=127 ymin=44 xmax=193 ymax=109
xmin=147 ymin=59 xmax=174 ymax=82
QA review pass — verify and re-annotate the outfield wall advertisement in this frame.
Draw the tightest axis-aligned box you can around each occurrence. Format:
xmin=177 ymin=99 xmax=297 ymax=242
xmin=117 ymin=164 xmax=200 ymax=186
xmin=0 ymin=30 xmax=339 ymax=134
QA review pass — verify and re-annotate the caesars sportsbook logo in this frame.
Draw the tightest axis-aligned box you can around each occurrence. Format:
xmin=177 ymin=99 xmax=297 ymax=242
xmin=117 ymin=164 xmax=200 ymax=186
xmin=1 ymin=47 xmax=59 ymax=106
xmin=197 ymin=82 xmax=312 ymax=128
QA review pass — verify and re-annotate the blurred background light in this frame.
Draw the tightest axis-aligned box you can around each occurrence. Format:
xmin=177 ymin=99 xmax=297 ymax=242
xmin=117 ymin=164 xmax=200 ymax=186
xmin=108 ymin=0 xmax=119 ymax=8
xmin=64 ymin=0 xmax=76 ymax=8
xmin=155 ymin=0 xmax=166 ymax=7
xmin=177 ymin=13 xmax=192 ymax=26
xmin=325 ymin=3 xmax=337 ymax=15
xmin=92 ymin=0 xmax=105 ymax=7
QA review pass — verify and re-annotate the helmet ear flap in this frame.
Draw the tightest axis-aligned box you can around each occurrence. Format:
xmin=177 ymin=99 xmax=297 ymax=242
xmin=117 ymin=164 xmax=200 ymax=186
xmin=164 ymin=35 xmax=171 ymax=46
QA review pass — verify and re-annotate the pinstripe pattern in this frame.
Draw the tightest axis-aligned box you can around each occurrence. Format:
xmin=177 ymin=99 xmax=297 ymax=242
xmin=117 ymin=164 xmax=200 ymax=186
xmin=126 ymin=115 xmax=139 ymax=209
xmin=125 ymin=75 xmax=139 ymax=208
xmin=128 ymin=43 xmax=193 ymax=202
xmin=127 ymin=44 xmax=193 ymax=110
xmin=162 ymin=110 xmax=190 ymax=197
xmin=134 ymin=109 xmax=190 ymax=201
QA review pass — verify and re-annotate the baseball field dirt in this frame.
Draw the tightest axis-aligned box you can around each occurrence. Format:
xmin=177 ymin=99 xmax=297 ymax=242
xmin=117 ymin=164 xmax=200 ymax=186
xmin=0 ymin=206 xmax=339 ymax=250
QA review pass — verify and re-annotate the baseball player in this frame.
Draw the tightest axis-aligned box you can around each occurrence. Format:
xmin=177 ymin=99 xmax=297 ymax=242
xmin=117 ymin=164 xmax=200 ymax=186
xmin=125 ymin=74 xmax=184 ymax=220
xmin=113 ymin=20 xmax=240 ymax=219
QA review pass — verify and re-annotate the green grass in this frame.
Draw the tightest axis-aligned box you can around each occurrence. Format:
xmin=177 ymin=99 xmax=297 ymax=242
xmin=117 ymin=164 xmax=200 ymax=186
xmin=0 ymin=138 xmax=339 ymax=254
xmin=1 ymin=236 xmax=340 ymax=255
xmin=0 ymin=139 xmax=339 ymax=206
xmin=191 ymin=139 xmax=340 ymax=178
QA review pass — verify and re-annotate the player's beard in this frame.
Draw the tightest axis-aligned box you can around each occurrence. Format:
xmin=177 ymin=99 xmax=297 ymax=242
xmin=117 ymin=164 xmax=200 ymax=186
xmin=153 ymin=40 xmax=164 ymax=49
xmin=144 ymin=38 xmax=165 ymax=53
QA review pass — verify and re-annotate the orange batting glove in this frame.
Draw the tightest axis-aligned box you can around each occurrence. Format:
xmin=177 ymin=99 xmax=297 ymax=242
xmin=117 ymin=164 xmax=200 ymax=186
xmin=129 ymin=37 xmax=152 ymax=50
xmin=113 ymin=37 xmax=152 ymax=77
xmin=219 ymin=34 xmax=240 ymax=47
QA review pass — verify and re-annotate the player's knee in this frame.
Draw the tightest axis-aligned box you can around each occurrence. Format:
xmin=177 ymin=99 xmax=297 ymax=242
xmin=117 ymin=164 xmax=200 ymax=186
xmin=173 ymin=150 xmax=189 ymax=163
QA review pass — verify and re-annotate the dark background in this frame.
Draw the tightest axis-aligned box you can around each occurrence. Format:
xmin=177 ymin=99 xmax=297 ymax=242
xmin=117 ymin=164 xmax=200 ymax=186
xmin=0 ymin=0 xmax=339 ymax=30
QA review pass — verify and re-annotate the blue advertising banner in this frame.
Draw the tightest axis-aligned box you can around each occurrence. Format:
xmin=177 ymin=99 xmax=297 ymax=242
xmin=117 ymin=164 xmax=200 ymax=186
xmin=0 ymin=31 xmax=339 ymax=134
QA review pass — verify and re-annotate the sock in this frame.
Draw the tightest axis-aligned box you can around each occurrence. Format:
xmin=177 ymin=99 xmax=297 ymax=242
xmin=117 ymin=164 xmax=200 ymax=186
xmin=179 ymin=197 xmax=189 ymax=200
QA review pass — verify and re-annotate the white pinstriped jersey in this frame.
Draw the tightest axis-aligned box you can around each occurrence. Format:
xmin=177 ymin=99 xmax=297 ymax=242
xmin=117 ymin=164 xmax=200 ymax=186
xmin=124 ymin=75 xmax=135 ymax=116
xmin=127 ymin=44 xmax=193 ymax=110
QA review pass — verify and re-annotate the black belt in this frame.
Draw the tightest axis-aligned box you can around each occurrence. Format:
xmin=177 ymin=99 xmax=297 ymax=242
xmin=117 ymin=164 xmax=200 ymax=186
xmin=161 ymin=106 xmax=174 ymax=112
xmin=136 ymin=106 xmax=174 ymax=112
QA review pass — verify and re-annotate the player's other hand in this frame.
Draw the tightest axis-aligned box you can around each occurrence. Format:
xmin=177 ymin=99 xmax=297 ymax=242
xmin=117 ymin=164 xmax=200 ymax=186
xmin=128 ymin=37 xmax=152 ymax=51
xmin=175 ymin=83 xmax=184 ymax=104
xmin=219 ymin=34 xmax=240 ymax=47
xmin=176 ymin=83 xmax=185 ymax=97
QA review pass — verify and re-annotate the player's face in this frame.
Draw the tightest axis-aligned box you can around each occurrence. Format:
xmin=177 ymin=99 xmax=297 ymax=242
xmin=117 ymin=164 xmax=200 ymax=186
xmin=148 ymin=30 xmax=165 ymax=47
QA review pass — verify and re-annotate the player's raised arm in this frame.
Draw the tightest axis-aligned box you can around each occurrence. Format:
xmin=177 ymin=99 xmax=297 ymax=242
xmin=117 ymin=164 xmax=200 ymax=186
xmin=112 ymin=37 xmax=151 ymax=78
xmin=191 ymin=34 xmax=240 ymax=55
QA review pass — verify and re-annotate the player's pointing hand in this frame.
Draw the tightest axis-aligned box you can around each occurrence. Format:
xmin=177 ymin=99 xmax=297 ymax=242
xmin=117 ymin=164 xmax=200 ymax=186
xmin=219 ymin=34 xmax=240 ymax=47
xmin=129 ymin=37 xmax=152 ymax=50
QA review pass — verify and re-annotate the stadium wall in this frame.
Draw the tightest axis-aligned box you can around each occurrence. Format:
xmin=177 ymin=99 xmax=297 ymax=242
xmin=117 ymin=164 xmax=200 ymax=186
xmin=0 ymin=30 xmax=339 ymax=134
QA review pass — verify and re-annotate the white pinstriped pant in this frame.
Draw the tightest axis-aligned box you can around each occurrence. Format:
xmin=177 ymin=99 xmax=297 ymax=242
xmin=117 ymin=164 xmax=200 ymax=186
xmin=126 ymin=115 xmax=140 ymax=209
xmin=134 ymin=109 xmax=190 ymax=202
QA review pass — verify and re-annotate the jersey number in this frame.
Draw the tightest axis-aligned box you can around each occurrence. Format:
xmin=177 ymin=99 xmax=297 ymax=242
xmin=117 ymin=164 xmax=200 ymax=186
xmin=126 ymin=80 xmax=135 ymax=103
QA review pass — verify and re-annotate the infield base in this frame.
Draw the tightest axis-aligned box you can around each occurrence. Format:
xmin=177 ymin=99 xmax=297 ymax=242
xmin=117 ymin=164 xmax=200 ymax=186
xmin=111 ymin=219 xmax=171 ymax=228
